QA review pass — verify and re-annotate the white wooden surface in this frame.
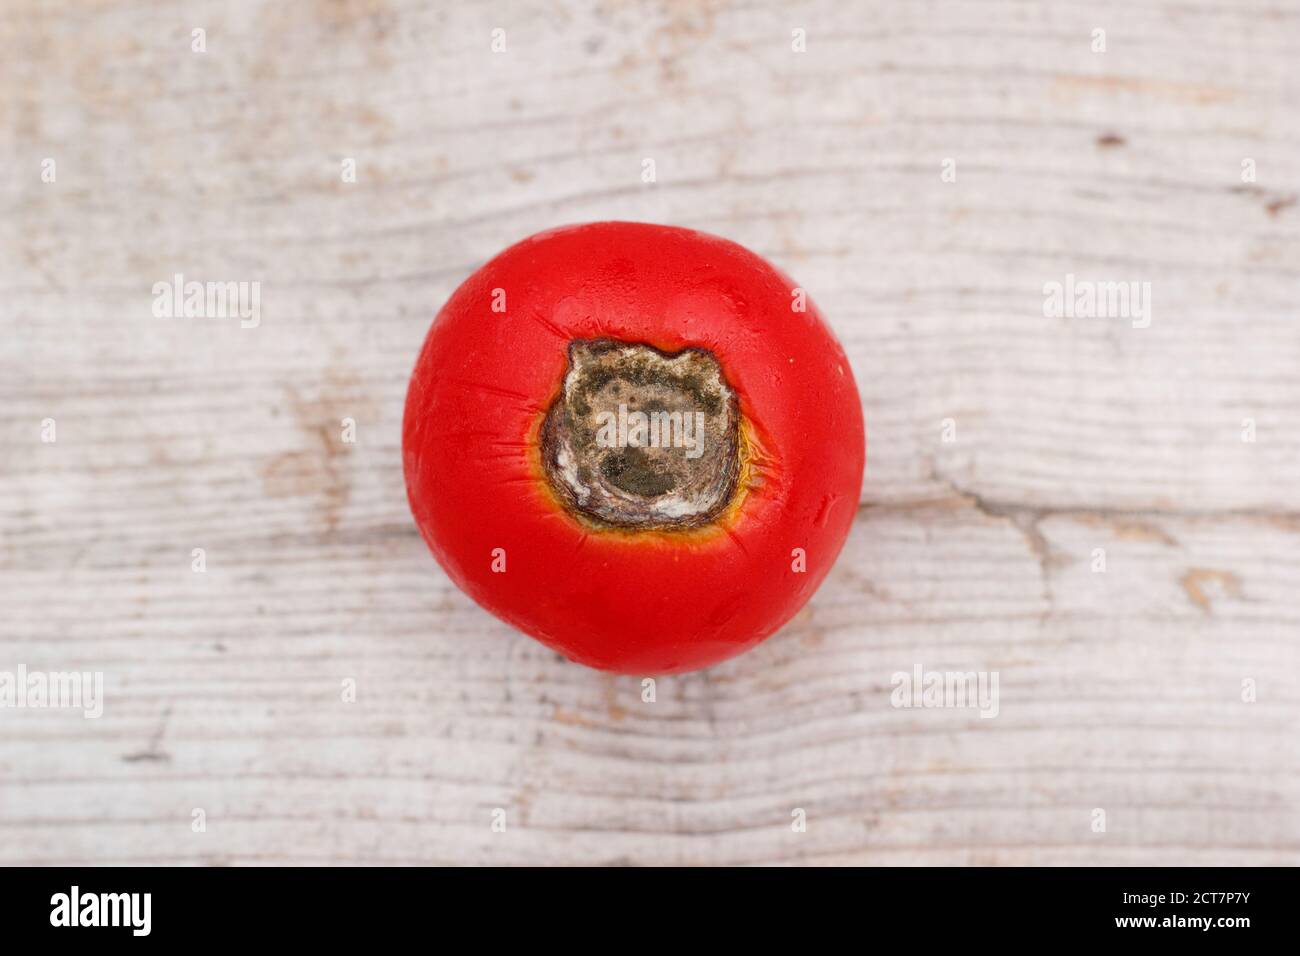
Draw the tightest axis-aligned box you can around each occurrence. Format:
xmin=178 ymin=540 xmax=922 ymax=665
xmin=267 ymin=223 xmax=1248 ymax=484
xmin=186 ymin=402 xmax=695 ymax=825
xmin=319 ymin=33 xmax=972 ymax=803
xmin=2 ymin=0 xmax=1299 ymax=865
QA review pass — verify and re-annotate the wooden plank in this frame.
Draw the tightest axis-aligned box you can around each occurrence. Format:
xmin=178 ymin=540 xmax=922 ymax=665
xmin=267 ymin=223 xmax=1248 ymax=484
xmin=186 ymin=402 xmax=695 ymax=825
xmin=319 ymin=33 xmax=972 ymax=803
xmin=2 ymin=0 xmax=1298 ymax=864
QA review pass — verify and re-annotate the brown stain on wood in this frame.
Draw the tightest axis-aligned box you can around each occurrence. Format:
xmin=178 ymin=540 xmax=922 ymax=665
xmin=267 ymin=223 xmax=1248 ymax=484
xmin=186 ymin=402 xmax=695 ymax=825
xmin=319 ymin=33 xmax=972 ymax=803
xmin=550 ymin=679 xmax=627 ymax=726
xmin=551 ymin=707 xmax=594 ymax=727
xmin=645 ymin=0 xmax=724 ymax=86
xmin=603 ymin=676 xmax=628 ymax=722
xmin=1113 ymin=521 xmax=1178 ymax=546
xmin=312 ymin=0 xmax=394 ymax=32
xmin=1265 ymin=195 xmax=1297 ymax=217
xmin=1051 ymin=75 xmax=1235 ymax=105
xmin=259 ymin=369 xmax=373 ymax=533
xmin=1180 ymin=568 xmax=1243 ymax=614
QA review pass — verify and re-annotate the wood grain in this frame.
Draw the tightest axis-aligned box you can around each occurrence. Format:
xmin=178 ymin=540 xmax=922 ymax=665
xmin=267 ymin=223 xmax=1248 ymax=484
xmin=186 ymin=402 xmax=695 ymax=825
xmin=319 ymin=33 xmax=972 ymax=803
xmin=1 ymin=0 xmax=1298 ymax=865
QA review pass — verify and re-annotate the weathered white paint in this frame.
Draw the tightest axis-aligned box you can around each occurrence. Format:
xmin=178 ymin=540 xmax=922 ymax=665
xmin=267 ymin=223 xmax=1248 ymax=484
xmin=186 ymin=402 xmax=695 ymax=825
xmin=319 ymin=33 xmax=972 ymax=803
xmin=1 ymin=0 xmax=1297 ymax=865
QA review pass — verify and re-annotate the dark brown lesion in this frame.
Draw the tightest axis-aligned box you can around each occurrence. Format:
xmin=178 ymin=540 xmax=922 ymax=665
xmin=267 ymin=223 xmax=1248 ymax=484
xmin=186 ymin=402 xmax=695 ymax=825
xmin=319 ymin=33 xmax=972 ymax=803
xmin=540 ymin=339 xmax=742 ymax=530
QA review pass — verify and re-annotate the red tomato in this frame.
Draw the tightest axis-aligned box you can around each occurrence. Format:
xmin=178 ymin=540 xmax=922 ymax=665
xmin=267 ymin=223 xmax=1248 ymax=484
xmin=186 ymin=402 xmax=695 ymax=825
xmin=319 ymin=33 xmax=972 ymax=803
xmin=403 ymin=222 xmax=864 ymax=674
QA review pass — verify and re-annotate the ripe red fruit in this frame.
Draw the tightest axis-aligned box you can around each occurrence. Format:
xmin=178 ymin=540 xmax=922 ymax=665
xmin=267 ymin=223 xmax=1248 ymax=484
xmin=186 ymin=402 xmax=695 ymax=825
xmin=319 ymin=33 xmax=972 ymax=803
xmin=403 ymin=222 xmax=864 ymax=674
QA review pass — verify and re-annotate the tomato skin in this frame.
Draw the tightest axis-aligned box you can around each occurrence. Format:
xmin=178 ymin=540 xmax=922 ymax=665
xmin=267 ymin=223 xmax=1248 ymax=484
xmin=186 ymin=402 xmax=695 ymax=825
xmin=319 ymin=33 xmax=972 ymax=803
xmin=403 ymin=222 xmax=864 ymax=674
